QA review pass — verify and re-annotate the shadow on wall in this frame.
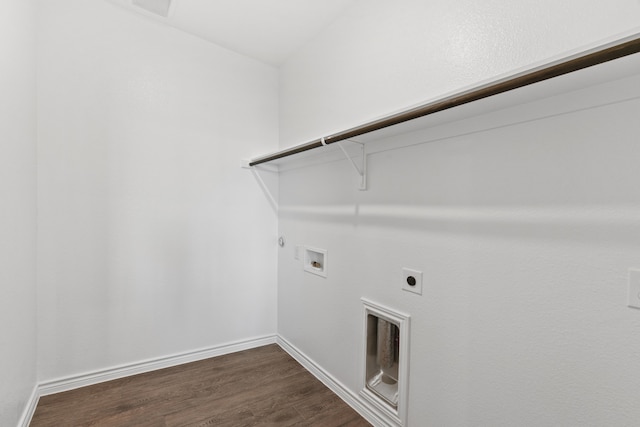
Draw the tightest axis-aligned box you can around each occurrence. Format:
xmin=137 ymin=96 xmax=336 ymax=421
xmin=279 ymin=203 xmax=640 ymax=246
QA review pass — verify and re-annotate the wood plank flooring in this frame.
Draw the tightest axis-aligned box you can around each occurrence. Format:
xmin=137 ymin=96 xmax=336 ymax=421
xmin=30 ymin=344 xmax=371 ymax=427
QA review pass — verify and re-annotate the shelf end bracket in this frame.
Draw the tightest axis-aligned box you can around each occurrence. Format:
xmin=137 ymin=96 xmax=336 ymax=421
xmin=336 ymin=140 xmax=367 ymax=191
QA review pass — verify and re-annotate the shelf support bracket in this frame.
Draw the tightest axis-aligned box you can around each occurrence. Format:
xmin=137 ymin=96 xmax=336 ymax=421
xmin=336 ymin=139 xmax=367 ymax=191
xmin=241 ymin=160 xmax=278 ymax=212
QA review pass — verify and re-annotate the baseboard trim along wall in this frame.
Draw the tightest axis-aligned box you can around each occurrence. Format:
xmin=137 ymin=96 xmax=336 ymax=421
xmin=276 ymin=336 xmax=393 ymax=427
xmin=37 ymin=334 xmax=277 ymax=398
xmin=16 ymin=335 xmax=276 ymax=426
xmin=18 ymin=385 xmax=40 ymax=427
xmin=21 ymin=335 xmax=276 ymax=426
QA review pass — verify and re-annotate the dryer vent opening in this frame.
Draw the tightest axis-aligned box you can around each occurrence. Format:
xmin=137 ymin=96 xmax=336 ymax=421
xmin=361 ymin=299 xmax=410 ymax=426
xmin=366 ymin=315 xmax=400 ymax=406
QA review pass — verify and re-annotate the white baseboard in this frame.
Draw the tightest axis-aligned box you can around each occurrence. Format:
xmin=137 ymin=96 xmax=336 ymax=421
xmin=38 ymin=334 xmax=277 ymax=397
xmin=18 ymin=385 xmax=39 ymax=427
xmin=276 ymin=336 xmax=391 ymax=427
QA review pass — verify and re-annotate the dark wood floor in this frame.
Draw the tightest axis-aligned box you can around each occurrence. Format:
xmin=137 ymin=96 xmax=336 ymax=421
xmin=30 ymin=344 xmax=371 ymax=427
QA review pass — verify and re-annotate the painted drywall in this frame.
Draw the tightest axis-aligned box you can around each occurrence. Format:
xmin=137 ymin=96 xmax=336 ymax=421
xmin=37 ymin=0 xmax=279 ymax=382
xmin=0 ymin=0 xmax=38 ymax=425
xmin=279 ymin=0 xmax=640 ymax=147
xmin=278 ymin=64 xmax=640 ymax=425
xmin=277 ymin=2 xmax=640 ymax=425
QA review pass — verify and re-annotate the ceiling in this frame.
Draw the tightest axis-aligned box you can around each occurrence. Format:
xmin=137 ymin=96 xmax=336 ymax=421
xmin=108 ymin=0 xmax=357 ymax=66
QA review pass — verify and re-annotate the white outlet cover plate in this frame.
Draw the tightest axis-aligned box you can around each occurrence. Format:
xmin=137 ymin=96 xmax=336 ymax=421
xmin=628 ymin=268 xmax=640 ymax=309
xmin=402 ymin=268 xmax=422 ymax=295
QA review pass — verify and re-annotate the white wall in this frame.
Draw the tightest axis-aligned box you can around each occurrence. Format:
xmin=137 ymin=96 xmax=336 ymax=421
xmin=37 ymin=0 xmax=279 ymax=382
xmin=277 ymin=1 xmax=640 ymax=425
xmin=278 ymin=64 xmax=640 ymax=426
xmin=0 ymin=0 xmax=38 ymax=425
xmin=279 ymin=0 xmax=640 ymax=147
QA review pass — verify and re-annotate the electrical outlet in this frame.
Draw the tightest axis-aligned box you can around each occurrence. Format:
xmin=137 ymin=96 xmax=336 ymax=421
xmin=628 ymin=268 xmax=640 ymax=309
xmin=402 ymin=268 xmax=422 ymax=295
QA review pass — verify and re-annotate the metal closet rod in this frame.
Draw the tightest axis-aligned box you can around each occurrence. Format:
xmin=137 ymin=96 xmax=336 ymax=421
xmin=249 ymin=36 xmax=640 ymax=167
